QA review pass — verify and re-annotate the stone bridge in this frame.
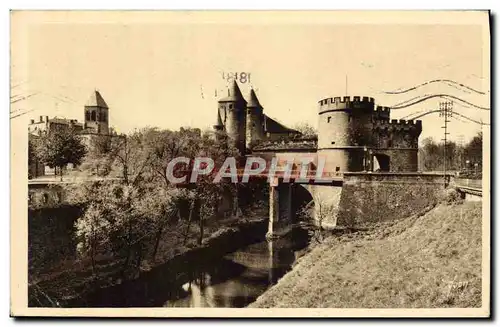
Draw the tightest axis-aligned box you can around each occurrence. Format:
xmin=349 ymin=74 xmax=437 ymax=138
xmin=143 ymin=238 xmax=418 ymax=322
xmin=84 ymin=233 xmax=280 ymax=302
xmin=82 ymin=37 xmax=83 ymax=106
xmin=28 ymin=173 xmax=483 ymax=239
xmin=265 ymin=172 xmax=472 ymax=238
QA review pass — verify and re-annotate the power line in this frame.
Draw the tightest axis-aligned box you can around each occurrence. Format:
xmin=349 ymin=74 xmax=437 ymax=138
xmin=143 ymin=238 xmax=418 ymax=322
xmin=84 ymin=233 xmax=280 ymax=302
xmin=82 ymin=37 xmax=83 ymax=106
xmin=403 ymin=109 xmax=489 ymax=126
xmin=389 ymin=94 xmax=489 ymax=110
xmin=453 ymin=111 xmax=490 ymax=126
xmin=400 ymin=109 xmax=426 ymax=119
xmin=10 ymin=92 xmax=39 ymax=104
xmin=383 ymin=79 xmax=485 ymax=95
xmin=10 ymin=109 xmax=34 ymax=119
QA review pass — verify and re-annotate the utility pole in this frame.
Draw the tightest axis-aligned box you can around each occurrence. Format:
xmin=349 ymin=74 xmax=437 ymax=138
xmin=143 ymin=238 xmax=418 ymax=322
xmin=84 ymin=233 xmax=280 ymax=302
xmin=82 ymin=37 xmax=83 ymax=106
xmin=457 ymin=134 xmax=464 ymax=171
xmin=439 ymin=101 xmax=453 ymax=187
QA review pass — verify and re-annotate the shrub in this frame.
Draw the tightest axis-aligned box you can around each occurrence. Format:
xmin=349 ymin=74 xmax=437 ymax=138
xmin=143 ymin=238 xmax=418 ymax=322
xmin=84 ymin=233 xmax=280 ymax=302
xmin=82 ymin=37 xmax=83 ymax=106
xmin=439 ymin=188 xmax=464 ymax=205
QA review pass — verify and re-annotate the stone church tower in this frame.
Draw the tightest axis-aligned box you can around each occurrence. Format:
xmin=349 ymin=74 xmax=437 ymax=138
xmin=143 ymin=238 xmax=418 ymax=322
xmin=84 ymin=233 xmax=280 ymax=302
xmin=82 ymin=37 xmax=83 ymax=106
xmin=84 ymin=90 xmax=109 ymax=134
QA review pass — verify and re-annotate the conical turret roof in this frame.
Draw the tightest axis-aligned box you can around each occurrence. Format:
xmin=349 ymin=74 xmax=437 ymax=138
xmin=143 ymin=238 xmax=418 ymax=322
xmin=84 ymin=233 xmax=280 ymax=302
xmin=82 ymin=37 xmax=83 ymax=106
xmin=247 ymin=89 xmax=262 ymax=108
xmin=85 ymin=90 xmax=108 ymax=108
xmin=218 ymin=80 xmax=246 ymax=103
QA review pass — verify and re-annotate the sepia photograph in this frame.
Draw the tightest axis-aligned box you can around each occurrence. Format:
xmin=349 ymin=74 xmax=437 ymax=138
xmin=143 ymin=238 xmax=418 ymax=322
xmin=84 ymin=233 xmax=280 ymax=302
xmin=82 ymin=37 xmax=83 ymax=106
xmin=10 ymin=10 xmax=490 ymax=318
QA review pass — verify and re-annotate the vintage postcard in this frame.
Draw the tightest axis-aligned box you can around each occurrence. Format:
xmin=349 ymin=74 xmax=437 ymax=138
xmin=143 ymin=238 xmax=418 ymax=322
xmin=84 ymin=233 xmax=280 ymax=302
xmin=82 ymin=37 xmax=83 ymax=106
xmin=10 ymin=10 xmax=490 ymax=317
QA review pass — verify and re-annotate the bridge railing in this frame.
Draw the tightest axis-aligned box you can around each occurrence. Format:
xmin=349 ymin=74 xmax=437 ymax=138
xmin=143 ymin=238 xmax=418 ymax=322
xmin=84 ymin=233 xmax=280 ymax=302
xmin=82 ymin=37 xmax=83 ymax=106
xmin=173 ymin=168 xmax=342 ymax=182
xmin=454 ymin=178 xmax=482 ymax=190
xmin=236 ymin=169 xmax=342 ymax=179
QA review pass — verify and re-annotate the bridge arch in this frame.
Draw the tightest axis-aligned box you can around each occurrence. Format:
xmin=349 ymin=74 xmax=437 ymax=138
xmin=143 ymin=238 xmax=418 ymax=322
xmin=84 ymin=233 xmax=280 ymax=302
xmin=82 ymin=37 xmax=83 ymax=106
xmin=292 ymin=184 xmax=315 ymax=222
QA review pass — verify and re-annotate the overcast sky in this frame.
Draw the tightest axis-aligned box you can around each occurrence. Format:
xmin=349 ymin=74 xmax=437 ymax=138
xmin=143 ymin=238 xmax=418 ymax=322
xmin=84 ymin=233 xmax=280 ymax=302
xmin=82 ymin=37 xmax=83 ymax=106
xmin=12 ymin=11 xmax=490 ymax=143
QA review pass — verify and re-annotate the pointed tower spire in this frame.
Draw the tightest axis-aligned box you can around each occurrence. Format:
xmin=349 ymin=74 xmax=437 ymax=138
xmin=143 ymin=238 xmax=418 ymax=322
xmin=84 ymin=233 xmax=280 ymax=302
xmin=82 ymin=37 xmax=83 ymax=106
xmin=247 ymin=88 xmax=262 ymax=109
xmin=229 ymin=79 xmax=243 ymax=100
xmin=218 ymin=80 xmax=246 ymax=102
xmin=85 ymin=90 xmax=108 ymax=108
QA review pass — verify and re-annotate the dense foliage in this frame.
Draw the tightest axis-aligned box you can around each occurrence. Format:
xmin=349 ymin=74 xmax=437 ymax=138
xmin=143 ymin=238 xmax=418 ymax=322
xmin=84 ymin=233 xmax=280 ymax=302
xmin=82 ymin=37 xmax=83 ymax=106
xmin=418 ymin=132 xmax=483 ymax=175
xmin=66 ymin=127 xmax=263 ymax=280
xmin=293 ymin=122 xmax=318 ymax=138
xmin=33 ymin=128 xmax=87 ymax=180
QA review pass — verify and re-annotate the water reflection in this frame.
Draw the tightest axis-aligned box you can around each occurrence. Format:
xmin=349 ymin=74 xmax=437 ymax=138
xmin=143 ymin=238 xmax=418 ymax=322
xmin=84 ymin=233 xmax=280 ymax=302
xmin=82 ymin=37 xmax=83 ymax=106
xmin=75 ymin=228 xmax=309 ymax=307
xmin=164 ymin=233 xmax=306 ymax=308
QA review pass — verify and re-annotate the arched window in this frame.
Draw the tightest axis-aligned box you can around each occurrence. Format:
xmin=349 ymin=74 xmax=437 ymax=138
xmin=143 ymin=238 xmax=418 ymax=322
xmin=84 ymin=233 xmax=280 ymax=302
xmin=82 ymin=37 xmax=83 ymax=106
xmin=102 ymin=112 xmax=107 ymax=122
xmin=91 ymin=111 xmax=96 ymax=121
xmin=85 ymin=111 xmax=90 ymax=121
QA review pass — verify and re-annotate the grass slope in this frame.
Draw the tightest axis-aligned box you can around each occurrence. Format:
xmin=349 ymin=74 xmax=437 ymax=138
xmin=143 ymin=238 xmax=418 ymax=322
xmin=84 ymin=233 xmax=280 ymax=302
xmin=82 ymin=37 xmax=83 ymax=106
xmin=251 ymin=202 xmax=482 ymax=308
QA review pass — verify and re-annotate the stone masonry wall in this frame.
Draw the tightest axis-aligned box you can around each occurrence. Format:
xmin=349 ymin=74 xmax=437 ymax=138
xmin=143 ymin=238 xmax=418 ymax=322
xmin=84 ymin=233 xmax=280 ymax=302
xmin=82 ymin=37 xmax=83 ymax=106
xmin=336 ymin=173 xmax=445 ymax=227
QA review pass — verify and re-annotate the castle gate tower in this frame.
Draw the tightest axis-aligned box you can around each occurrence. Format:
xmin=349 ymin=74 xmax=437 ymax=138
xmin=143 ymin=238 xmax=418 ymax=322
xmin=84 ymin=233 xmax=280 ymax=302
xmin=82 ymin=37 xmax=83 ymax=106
xmin=84 ymin=90 xmax=109 ymax=135
xmin=317 ymin=96 xmax=375 ymax=174
xmin=245 ymin=88 xmax=265 ymax=149
xmin=372 ymin=117 xmax=422 ymax=172
xmin=217 ymin=80 xmax=247 ymax=155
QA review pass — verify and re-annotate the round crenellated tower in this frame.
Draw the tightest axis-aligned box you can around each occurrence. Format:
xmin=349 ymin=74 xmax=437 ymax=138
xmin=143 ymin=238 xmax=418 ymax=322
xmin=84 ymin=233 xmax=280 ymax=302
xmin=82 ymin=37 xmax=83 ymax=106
xmin=217 ymin=80 xmax=247 ymax=155
xmin=317 ymin=96 xmax=375 ymax=173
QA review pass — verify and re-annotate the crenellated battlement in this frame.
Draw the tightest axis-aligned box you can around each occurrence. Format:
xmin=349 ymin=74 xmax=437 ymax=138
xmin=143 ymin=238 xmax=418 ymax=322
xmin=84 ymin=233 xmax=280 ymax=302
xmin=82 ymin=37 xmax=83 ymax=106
xmin=375 ymin=106 xmax=391 ymax=112
xmin=319 ymin=95 xmax=375 ymax=113
xmin=316 ymin=94 xmax=423 ymax=172
xmin=374 ymin=118 xmax=422 ymax=134
xmin=374 ymin=105 xmax=391 ymax=120
xmin=318 ymin=95 xmax=375 ymax=106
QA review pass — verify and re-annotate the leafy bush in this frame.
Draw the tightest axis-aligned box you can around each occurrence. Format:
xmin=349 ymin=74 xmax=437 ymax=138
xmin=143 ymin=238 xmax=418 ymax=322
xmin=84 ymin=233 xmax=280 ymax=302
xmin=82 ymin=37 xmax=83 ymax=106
xmin=439 ymin=188 xmax=464 ymax=205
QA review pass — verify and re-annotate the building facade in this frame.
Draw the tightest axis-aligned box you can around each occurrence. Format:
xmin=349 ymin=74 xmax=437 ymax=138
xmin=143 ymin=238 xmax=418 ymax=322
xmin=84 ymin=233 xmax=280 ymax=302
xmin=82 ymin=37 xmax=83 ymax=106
xmin=251 ymin=93 xmax=422 ymax=173
xmin=317 ymin=96 xmax=422 ymax=173
xmin=29 ymin=90 xmax=110 ymax=138
xmin=213 ymin=81 xmax=301 ymax=155
xmin=28 ymin=90 xmax=112 ymax=178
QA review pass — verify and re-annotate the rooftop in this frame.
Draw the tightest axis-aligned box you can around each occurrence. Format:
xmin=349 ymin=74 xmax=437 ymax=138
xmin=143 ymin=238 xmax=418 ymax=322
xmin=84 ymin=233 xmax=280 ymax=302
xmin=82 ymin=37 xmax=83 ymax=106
xmin=253 ymin=137 xmax=317 ymax=152
xmin=247 ymin=89 xmax=262 ymax=108
xmin=263 ymin=115 xmax=299 ymax=134
xmin=218 ymin=80 xmax=246 ymax=103
xmin=85 ymin=90 xmax=109 ymax=108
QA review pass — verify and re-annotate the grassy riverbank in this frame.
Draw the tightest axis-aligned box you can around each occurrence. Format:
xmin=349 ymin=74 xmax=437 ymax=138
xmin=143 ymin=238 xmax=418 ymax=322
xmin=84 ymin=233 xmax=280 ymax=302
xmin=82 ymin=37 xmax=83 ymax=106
xmin=251 ymin=201 xmax=482 ymax=308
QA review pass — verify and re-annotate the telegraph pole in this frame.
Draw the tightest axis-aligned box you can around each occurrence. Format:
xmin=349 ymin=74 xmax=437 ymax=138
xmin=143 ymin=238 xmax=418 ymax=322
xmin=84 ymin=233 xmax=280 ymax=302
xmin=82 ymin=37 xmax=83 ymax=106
xmin=457 ymin=134 xmax=464 ymax=171
xmin=439 ymin=101 xmax=453 ymax=187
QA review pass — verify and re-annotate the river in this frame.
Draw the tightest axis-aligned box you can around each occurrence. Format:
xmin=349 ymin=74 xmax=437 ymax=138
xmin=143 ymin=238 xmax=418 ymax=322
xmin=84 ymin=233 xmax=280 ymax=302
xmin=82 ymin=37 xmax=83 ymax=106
xmin=80 ymin=227 xmax=310 ymax=308
xmin=164 ymin=229 xmax=309 ymax=307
